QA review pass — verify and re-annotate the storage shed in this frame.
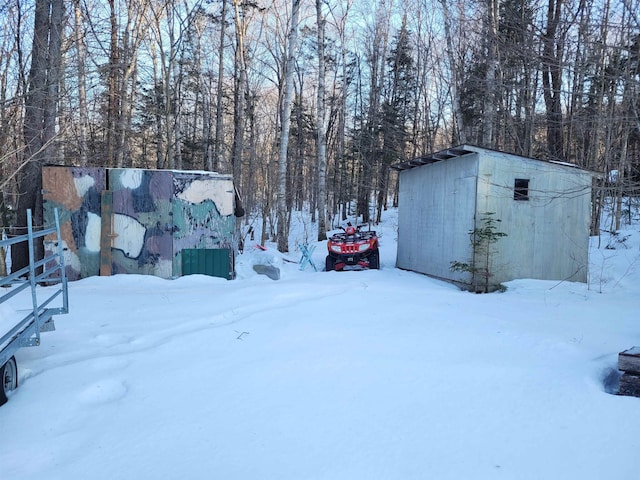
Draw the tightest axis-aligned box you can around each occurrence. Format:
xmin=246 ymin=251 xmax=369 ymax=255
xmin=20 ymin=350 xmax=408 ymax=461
xmin=392 ymin=145 xmax=593 ymax=292
xmin=42 ymin=166 xmax=240 ymax=281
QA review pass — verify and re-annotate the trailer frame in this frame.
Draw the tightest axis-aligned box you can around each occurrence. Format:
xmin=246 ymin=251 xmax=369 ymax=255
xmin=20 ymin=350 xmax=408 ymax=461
xmin=0 ymin=208 xmax=69 ymax=405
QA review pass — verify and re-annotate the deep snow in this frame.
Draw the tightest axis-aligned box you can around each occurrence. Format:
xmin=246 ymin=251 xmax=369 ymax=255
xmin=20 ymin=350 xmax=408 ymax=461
xmin=0 ymin=208 xmax=639 ymax=480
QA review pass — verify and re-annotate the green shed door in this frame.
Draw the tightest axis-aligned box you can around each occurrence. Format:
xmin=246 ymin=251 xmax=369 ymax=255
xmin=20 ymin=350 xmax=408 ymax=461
xmin=182 ymin=249 xmax=231 ymax=280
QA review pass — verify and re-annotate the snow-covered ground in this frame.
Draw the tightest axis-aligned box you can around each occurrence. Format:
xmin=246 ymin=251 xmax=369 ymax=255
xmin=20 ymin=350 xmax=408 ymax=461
xmin=1 ymin=208 xmax=639 ymax=479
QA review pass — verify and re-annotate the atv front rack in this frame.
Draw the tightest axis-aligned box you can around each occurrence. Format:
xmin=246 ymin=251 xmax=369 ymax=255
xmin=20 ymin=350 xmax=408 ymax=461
xmin=329 ymin=230 xmax=377 ymax=242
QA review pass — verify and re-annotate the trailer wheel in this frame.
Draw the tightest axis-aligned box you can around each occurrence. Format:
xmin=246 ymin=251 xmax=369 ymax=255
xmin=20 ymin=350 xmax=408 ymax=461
xmin=1 ymin=356 xmax=18 ymax=406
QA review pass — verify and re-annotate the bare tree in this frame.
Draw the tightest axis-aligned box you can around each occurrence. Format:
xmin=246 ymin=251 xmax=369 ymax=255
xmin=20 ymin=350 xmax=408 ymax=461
xmin=73 ymin=0 xmax=88 ymax=165
xmin=106 ymin=0 xmax=118 ymax=166
xmin=104 ymin=0 xmax=150 ymax=168
xmin=438 ymin=0 xmax=467 ymax=144
xmin=541 ymin=0 xmax=566 ymax=161
xmin=326 ymin=0 xmax=353 ymax=223
xmin=276 ymin=0 xmax=301 ymax=252
xmin=14 ymin=0 xmax=64 ymax=271
xmin=231 ymin=0 xmax=249 ymax=187
xmin=482 ymin=0 xmax=499 ymax=146
xmin=316 ymin=0 xmax=328 ymax=241
xmin=356 ymin=3 xmax=392 ymax=224
xmin=213 ymin=0 xmax=228 ymax=172
xmin=146 ymin=1 xmax=203 ymax=170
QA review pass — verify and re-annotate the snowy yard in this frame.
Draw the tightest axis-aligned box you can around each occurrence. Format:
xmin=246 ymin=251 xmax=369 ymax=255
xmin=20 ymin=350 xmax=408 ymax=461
xmin=1 ymin=209 xmax=639 ymax=479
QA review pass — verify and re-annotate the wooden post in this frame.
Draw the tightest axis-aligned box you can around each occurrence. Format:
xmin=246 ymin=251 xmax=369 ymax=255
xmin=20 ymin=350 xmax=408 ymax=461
xmin=99 ymin=191 xmax=115 ymax=276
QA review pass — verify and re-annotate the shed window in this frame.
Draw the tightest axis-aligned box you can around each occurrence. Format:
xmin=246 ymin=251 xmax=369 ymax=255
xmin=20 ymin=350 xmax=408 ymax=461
xmin=514 ymin=178 xmax=529 ymax=201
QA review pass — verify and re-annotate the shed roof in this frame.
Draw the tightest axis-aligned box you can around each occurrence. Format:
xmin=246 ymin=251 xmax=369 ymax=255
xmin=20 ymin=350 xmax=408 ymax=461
xmin=391 ymin=144 xmax=589 ymax=172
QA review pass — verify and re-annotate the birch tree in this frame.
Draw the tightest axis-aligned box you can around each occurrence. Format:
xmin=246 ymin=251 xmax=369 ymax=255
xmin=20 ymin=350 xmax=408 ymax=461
xmin=316 ymin=0 xmax=328 ymax=241
xmin=357 ymin=3 xmax=391 ymax=224
xmin=327 ymin=0 xmax=352 ymax=222
xmin=73 ymin=0 xmax=88 ymax=165
xmin=276 ymin=0 xmax=301 ymax=253
xmin=213 ymin=0 xmax=228 ymax=172
xmin=231 ymin=0 xmax=249 ymax=188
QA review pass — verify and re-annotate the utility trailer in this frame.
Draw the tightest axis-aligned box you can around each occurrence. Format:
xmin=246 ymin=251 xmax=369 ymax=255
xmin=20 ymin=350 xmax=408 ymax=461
xmin=0 ymin=209 xmax=69 ymax=406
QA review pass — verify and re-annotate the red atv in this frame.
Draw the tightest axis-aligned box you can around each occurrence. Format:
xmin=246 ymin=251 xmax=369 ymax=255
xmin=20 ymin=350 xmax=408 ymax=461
xmin=325 ymin=223 xmax=380 ymax=271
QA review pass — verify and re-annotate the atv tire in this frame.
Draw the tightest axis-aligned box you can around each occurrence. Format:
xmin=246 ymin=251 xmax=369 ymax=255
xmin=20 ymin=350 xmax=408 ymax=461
xmin=325 ymin=255 xmax=336 ymax=272
xmin=368 ymin=250 xmax=380 ymax=270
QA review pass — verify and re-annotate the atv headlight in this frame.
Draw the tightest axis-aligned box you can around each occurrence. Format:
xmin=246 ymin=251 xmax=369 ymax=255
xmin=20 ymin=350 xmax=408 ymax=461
xmin=358 ymin=243 xmax=370 ymax=252
xmin=330 ymin=244 xmax=342 ymax=253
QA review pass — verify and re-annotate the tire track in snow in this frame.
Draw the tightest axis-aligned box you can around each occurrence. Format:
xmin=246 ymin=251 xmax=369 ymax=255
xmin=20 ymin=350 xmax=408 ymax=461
xmin=18 ymin=280 xmax=361 ymax=381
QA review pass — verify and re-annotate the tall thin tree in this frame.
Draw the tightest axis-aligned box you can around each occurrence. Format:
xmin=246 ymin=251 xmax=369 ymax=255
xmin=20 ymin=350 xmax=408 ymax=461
xmin=14 ymin=0 xmax=64 ymax=270
xmin=438 ymin=0 xmax=467 ymax=144
xmin=213 ymin=0 xmax=228 ymax=172
xmin=276 ymin=0 xmax=301 ymax=253
xmin=541 ymin=0 xmax=566 ymax=161
xmin=316 ymin=0 xmax=328 ymax=241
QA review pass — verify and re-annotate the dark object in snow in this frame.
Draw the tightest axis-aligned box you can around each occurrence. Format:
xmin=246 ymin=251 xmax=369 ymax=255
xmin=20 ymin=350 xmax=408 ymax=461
xmin=1 ymin=356 xmax=18 ymax=406
xmin=619 ymin=373 xmax=640 ymax=397
xmin=602 ymin=367 xmax=621 ymax=395
xmin=618 ymin=347 xmax=640 ymax=374
xmin=253 ymin=264 xmax=280 ymax=280
xmin=325 ymin=223 xmax=379 ymax=271
xmin=618 ymin=347 xmax=640 ymax=397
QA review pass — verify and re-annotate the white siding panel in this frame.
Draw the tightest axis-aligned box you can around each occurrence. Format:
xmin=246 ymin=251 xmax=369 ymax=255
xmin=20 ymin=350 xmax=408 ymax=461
xmin=397 ymin=154 xmax=478 ymax=282
xmin=396 ymin=146 xmax=592 ymax=289
xmin=476 ymin=150 xmax=591 ymax=284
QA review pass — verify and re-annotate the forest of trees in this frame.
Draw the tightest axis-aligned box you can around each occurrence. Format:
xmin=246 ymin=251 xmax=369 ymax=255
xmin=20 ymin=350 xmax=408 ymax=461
xmin=0 ymin=0 xmax=639 ymax=259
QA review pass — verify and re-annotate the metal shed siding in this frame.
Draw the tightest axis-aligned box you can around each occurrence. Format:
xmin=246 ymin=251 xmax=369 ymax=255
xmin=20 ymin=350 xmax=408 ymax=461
xmin=395 ymin=146 xmax=592 ymax=289
xmin=43 ymin=167 xmax=237 ymax=281
xmin=171 ymin=172 xmax=236 ymax=277
xmin=42 ymin=166 xmax=106 ymax=280
xmin=109 ymin=168 xmax=175 ymax=278
xmin=396 ymin=154 xmax=478 ymax=281
xmin=475 ymin=150 xmax=591 ymax=284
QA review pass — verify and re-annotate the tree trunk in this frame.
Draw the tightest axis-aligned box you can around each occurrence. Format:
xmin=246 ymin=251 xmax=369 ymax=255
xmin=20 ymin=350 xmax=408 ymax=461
xmin=151 ymin=44 xmax=165 ymax=169
xmin=316 ymin=0 xmax=328 ymax=241
xmin=107 ymin=0 xmax=118 ymax=166
xmin=196 ymin=24 xmax=212 ymax=172
xmin=328 ymin=0 xmax=352 ymax=225
xmin=542 ymin=0 xmax=565 ymax=161
xmin=358 ymin=9 xmax=389 ymax=224
xmin=74 ymin=0 xmax=88 ymax=165
xmin=276 ymin=0 xmax=301 ymax=253
xmin=482 ymin=0 xmax=499 ymax=147
xmin=213 ymin=0 xmax=228 ymax=172
xmin=232 ymin=0 xmax=248 ymax=188
xmin=14 ymin=0 xmax=64 ymax=272
xmin=439 ymin=0 xmax=466 ymax=144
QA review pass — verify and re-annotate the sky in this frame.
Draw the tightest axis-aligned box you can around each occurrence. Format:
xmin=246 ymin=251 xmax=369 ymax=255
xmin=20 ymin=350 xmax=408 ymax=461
xmin=0 ymin=207 xmax=639 ymax=480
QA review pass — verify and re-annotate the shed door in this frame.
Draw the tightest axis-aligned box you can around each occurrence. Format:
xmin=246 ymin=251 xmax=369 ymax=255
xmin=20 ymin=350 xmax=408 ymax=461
xmin=182 ymin=249 xmax=231 ymax=279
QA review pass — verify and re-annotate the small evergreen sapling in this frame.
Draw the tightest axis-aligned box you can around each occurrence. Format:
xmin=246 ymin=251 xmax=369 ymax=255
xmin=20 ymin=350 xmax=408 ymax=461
xmin=450 ymin=212 xmax=508 ymax=293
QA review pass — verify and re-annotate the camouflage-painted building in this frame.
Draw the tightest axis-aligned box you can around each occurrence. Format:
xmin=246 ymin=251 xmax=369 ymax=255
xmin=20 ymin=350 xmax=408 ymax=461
xmin=42 ymin=166 xmax=240 ymax=281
